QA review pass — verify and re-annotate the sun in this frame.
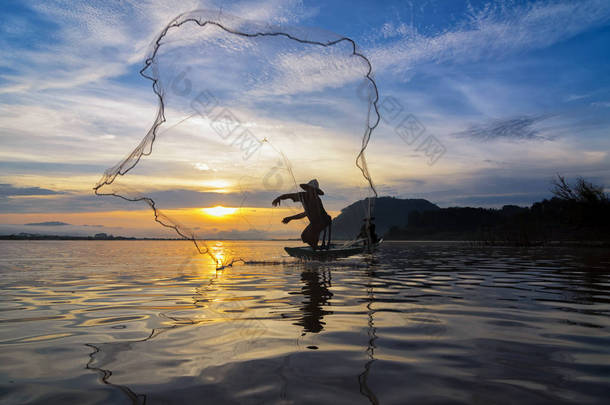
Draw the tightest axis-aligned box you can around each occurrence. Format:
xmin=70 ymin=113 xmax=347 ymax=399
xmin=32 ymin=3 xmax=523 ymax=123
xmin=201 ymin=205 xmax=238 ymax=217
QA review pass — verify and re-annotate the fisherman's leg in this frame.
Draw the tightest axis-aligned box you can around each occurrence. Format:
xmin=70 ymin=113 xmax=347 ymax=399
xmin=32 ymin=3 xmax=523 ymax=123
xmin=301 ymin=224 xmax=320 ymax=248
xmin=320 ymin=227 xmax=327 ymax=249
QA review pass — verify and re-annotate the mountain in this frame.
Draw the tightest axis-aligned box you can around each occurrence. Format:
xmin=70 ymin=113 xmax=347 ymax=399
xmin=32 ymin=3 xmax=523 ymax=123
xmin=331 ymin=196 xmax=440 ymax=239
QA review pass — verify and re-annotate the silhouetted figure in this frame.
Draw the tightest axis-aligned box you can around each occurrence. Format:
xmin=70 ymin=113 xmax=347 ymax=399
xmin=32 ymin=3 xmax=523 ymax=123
xmin=358 ymin=217 xmax=379 ymax=247
xmin=272 ymin=179 xmax=332 ymax=249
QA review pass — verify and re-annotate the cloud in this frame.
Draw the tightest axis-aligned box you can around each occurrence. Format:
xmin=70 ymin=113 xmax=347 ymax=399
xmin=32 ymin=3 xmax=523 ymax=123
xmin=380 ymin=21 xmax=415 ymax=39
xmin=369 ymin=0 xmax=610 ymax=76
xmin=591 ymin=101 xmax=610 ymax=108
xmin=0 ymin=184 xmax=62 ymax=197
xmin=0 ymin=161 xmax=107 ymax=174
xmin=229 ymin=0 xmax=317 ymax=24
xmin=206 ymin=228 xmax=272 ymax=240
xmin=0 ymin=192 xmax=133 ymax=213
xmin=0 ymin=1 xmax=314 ymax=95
xmin=24 ymin=221 xmax=70 ymax=226
xmin=453 ymin=115 xmax=552 ymax=141
xmin=249 ymin=45 xmax=369 ymax=97
xmin=565 ymin=93 xmax=594 ymax=102
xmin=0 ymin=1 xmax=205 ymax=94
xmin=0 ymin=86 xmax=163 ymax=167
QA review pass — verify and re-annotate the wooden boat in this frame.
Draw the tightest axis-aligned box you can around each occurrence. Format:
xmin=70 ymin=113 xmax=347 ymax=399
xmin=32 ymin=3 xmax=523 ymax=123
xmin=284 ymin=240 xmax=382 ymax=260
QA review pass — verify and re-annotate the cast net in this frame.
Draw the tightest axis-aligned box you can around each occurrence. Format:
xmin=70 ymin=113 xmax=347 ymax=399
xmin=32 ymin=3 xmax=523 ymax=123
xmin=94 ymin=10 xmax=379 ymax=267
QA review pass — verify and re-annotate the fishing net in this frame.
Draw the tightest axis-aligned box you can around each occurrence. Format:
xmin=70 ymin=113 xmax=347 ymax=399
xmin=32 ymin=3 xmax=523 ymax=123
xmin=94 ymin=10 xmax=379 ymax=267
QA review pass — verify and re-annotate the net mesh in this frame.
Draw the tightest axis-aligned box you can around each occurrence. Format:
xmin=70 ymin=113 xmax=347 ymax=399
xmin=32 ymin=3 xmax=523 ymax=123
xmin=94 ymin=10 xmax=380 ymax=267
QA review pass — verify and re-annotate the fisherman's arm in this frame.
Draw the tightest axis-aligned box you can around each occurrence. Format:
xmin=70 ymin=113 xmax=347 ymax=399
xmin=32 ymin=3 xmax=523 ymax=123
xmin=272 ymin=193 xmax=301 ymax=207
xmin=282 ymin=212 xmax=307 ymax=223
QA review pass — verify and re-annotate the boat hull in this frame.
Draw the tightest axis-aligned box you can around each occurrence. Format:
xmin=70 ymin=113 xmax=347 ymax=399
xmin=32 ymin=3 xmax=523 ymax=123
xmin=284 ymin=244 xmax=366 ymax=260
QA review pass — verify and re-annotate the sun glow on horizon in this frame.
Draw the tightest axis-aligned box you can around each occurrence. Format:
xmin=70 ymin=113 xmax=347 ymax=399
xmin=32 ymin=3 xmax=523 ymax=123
xmin=201 ymin=205 xmax=238 ymax=217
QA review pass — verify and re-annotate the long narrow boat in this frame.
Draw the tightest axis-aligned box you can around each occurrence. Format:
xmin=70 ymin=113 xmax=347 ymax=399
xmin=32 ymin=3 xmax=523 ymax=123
xmin=284 ymin=240 xmax=382 ymax=260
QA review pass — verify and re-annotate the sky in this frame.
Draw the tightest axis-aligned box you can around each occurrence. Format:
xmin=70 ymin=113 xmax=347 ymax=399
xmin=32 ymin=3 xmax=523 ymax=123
xmin=1 ymin=0 xmax=609 ymax=238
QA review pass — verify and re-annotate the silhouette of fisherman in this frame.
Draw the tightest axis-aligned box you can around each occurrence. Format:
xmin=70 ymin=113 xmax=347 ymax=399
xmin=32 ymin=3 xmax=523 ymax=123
xmin=272 ymin=179 xmax=332 ymax=249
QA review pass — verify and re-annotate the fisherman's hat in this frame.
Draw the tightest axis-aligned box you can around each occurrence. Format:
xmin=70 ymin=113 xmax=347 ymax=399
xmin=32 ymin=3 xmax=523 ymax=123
xmin=300 ymin=179 xmax=324 ymax=195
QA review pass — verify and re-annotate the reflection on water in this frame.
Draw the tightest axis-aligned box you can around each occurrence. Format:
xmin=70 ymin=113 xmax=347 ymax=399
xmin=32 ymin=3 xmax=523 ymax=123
xmin=0 ymin=240 xmax=610 ymax=404
xmin=85 ymin=342 xmax=146 ymax=405
xmin=358 ymin=268 xmax=379 ymax=405
xmin=295 ymin=268 xmax=333 ymax=334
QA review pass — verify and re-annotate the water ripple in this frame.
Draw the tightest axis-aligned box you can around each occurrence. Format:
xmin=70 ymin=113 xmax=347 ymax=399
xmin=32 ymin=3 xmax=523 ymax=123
xmin=0 ymin=240 xmax=609 ymax=404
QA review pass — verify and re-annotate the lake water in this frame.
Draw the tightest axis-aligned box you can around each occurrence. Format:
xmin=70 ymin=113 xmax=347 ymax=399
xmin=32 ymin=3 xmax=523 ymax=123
xmin=0 ymin=240 xmax=609 ymax=404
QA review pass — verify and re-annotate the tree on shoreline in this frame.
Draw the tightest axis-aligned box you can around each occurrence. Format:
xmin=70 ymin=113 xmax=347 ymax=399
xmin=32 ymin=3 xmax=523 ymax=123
xmin=386 ymin=175 xmax=609 ymax=243
xmin=551 ymin=175 xmax=608 ymax=204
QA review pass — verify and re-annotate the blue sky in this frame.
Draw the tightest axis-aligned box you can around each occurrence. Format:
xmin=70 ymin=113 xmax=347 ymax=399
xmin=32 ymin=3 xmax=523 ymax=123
xmin=0 ymin=0 xmax=609 ymax=237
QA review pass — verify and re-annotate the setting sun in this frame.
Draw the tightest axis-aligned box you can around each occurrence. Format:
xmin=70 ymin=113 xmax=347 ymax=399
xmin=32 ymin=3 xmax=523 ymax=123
xmin=201 ymin=205 xmax=238 ymax=217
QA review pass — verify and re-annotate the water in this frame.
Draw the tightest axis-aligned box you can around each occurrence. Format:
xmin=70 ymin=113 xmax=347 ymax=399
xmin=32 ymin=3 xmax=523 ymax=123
xmin=1 ymin=241 xmax=609 ymax=404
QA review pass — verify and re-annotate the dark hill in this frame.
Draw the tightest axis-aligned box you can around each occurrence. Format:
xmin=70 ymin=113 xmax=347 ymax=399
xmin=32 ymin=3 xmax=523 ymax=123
xmin=332 ymin=196 xmax=440 ymax=239
xmin=385 ymin=198 xmax=610 ymax=244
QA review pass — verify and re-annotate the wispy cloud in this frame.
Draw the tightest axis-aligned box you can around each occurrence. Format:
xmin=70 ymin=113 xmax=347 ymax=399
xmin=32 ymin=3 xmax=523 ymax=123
xmin=453 ymin=115 xmax=553 ymax=141
xmin=369 ymin=0 xmax=610 ymax=76
xmin=591 ymin=101 xmax=610 ymax=108
xmin=0 ymin=0 xmax=313 ymax=95
xmin=24 ymin=221 xmax=70 ymax=226
xmin=0 ymin=184 xmax=63 ymax=197
xmin=249 ymin=46 xmax=369 ymax=96
xmin=380 ymin=21 xmax=416 ymax=40
xmin=230 ymin=0 xmax=317 ymax=24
